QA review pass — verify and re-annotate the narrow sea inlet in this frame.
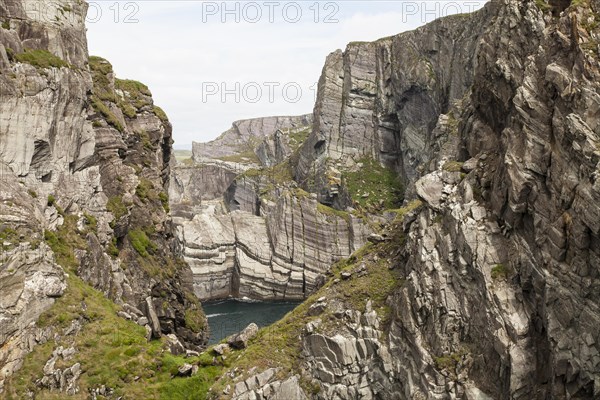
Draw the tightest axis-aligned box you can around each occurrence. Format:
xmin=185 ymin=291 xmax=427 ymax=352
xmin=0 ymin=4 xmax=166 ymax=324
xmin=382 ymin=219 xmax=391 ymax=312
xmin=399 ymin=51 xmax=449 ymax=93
xmin=203 ymin=299 xmax=301 ymax=345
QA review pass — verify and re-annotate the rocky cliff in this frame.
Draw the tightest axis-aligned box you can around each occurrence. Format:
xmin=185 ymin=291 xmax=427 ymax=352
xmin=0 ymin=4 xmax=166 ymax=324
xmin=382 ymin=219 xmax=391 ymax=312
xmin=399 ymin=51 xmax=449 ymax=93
xmin=0 ymin=0 xmax=207 ymax=396
xmin=171 ymin=115 xmax=373 ymax=301
xmin=197 ymin=0 xmax=600 ymax=398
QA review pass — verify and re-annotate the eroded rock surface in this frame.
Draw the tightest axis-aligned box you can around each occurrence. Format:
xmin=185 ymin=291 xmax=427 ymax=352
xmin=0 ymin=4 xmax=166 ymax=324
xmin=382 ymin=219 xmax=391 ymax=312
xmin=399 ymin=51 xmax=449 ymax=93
xmin=213 ymin=0 xmax=600 ymax=398
xmin=0 ymin=0 xmax=207 ymax=392
xmin=171 ymin=117 xmax=371 ymax=301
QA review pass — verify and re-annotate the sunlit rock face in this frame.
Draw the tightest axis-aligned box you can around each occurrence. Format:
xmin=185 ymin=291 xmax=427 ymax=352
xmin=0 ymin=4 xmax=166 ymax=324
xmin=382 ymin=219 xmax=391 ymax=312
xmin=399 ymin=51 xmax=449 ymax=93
xmin=172 ymin=115 xmax=370 ymax=301
xmin=214 ymin=0 xmax=600 ymax=398
xmin=0 ymin=0 xmax=207 ymax=390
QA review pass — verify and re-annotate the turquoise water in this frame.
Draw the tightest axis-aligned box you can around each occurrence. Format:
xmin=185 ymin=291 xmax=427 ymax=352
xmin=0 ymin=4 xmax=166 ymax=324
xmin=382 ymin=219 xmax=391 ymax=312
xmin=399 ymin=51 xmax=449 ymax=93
xmin=203 ymin=299 xmax=300 ymax=345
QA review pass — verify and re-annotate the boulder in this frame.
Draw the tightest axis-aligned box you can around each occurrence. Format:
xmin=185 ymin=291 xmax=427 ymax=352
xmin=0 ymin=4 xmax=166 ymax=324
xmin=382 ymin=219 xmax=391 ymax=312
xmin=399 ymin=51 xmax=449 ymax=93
xmin=227 ymin=323 xmax=259 ymax=349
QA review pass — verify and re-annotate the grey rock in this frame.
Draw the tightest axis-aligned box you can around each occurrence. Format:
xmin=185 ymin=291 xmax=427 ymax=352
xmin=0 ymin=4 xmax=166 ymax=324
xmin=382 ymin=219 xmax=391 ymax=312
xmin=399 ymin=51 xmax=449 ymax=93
xmin=213 ymin=344 xmax=230 ymax=355
xmin=217 ymin=1 xmax=600 ymax=399
xmin=367 ymin=233 xmax=387 ymax=243
xmin=145 ymin=297 xmax=162 ymax=339
xmin=117 ymin=311 xmax=132 ymax=320
xmin=0 ymin=0 xmax=209 ymax=387
xmin=228 ymin=323 xmax=259 ymax=349
xmin=177 ymin=363 xmax=194 ymax=377
xmin=166 ymin=334 xmax=186 ymax=355
xmin=186 ymin=350 xmax=200 ymax=358
xmin=192 ymin=115 xmax=312 ymax=162
xmin=308 ymin=301 xmax=327 ymax=316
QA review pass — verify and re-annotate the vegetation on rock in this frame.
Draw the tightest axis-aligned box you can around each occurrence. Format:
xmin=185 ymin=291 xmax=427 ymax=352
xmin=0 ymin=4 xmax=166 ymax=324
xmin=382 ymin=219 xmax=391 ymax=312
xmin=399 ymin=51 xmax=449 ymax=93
xmin=15 ymin=48 xmax=68 ymax=69
xmin=342 ymin=157 xmax=404 ymax=210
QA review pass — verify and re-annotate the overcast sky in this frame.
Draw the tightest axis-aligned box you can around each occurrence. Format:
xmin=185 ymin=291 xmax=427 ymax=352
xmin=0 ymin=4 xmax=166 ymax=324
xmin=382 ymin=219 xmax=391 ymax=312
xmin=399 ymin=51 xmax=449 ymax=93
xmin=86 ymin=1 xmax=486 ymax=148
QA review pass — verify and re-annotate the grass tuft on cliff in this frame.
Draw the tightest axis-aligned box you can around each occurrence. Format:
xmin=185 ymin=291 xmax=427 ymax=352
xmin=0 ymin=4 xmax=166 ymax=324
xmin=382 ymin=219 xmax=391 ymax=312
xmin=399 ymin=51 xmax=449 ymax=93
xmin=6 ymin=209 xmax=216 ymax=399
xmin=44 ymin=215 xmax=88 ymax=271
xmin=15 ymin=48 xmax=68 ymax=69
xmin=128 ymin=229 xmax=157 ymax=257
xmin=115 ymin=78 xmax=153 ymax=111
xmin=4 ymin=274 xmax=221 ymax=400
xmin=342 ymin=157 xmax=404 ymax=211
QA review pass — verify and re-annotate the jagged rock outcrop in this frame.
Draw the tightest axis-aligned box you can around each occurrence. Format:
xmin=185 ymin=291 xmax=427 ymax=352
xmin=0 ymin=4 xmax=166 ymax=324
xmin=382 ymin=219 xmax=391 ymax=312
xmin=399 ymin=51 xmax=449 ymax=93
xmin=295 ymin=8 xmax=483 ymax=207
xmin=172 ymin=116 xmax=371 ymax=301
xmin=192 ymin=115 xmax=312 ymax=162
xmin=0 ymin=0 xmax=207 ymax=393
xmin=211 ymin=0 xmax=600 ymax=398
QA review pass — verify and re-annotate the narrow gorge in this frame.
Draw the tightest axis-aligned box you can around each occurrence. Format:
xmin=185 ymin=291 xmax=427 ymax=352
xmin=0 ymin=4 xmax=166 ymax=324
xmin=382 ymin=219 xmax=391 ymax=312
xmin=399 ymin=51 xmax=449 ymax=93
xmin=0 ymin=0 xmax=599 ymax=399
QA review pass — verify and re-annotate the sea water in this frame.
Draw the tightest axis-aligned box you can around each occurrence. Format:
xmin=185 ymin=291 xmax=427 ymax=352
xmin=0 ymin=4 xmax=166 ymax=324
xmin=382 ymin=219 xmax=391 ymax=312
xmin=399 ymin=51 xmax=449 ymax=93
xmin=203 ymin=299 xmax=300 ymax=345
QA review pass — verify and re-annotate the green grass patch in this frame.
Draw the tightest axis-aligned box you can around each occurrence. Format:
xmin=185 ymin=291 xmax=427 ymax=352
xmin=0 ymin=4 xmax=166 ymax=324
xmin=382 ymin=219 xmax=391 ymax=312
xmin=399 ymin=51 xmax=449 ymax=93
xmin=107 ymin=237 xmax=120 ymax=257
xmin=28 ymin=189 xmax=38 ymax=198
xmin=317 ymin=203 xmax=351 ymax=224
xmin=442 ymin=161 xmax=464 ymax=172
xmin=388 ymin=199 xmax=423 ymax=222
xmin=217 ymin=149 xmax=260 ymax=164
xmin=15 ymin=48 xmax=68 ymax=69
xmin=491 ymin=263 xmax=509 ymax=281
xmin=153 ymin=106 xmax=169 ymax=123
xmin=571 ymin=0 xmax=590 ymax=7
xmin=2 ymin=20 xmax=10 ymax=30
xmin=287 ymin=127 xmax=311 ymax=150
xmin=89 ymin=56 xmax=117 ymax=103
xmin=331 ymin=248 xmax=401 ymax=313
xmin=120 ymin=101 xmax=137 ymax=118
xmin=44 ymin=215 xmax=88 ymax=271
xmin=139 ymin=130 xmax=155 ymax=151
xmin=4 ymin=274 xmax=220 ymax=400
xmin=136 ymin=178 xmax=157 ymax=202
xmin=83 ymin=213 xmax=98 ymax=233
xmin=342 ymin=157 xmax=404 ymax=211
xmin=115 ymin=79 xmax=152 ymax=110
xmin=159 ymin=192 xmax=170 ymax=213
xmin=128 ymin=229 xmax=157 ymax=258
xmin=47 ymin=194 xmax=56 ymax=206
xmin=107 ymin=195 xmax=128 ymax=225
xmin=535 ymin=0 xmax=553 ymax=12
xmin=184 ymin=309 xmax=206 ymax=333
xmin=0 ymin=227 xmax=19 ymax=250
xmin=434 ymin=348 xmax=469 ymax=375
xmin=91 ymin=96 xmax=124 ymax=132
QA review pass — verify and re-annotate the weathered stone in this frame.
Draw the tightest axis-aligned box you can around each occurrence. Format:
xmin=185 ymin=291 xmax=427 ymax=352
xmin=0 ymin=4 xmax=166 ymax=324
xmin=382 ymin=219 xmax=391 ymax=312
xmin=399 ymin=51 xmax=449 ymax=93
xmin=367 ymin=233 xmax=387 ymax=243
xmin=213 ymin=344 xmax=230 ymax=355
xmin=166 ymin=334 xmax=185 ymax=355
xmin=177 ymin=363 xmax=194 ymax=377
xmin=228 ymin=323 xmax=259 ymax=349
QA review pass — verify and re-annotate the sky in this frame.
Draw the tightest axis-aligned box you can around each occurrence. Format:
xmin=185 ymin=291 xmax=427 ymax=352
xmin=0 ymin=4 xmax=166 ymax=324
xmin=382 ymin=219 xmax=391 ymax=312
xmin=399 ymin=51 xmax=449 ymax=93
xmin=86 ymin=1 xmax=487 ymax=148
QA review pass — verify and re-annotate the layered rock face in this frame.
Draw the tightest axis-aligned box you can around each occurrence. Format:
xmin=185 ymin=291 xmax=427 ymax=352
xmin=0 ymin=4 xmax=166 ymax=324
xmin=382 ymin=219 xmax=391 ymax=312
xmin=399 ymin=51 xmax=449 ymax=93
xmin=172 ymin=116 xmax=370 ymax=301
xmin=213 ymin=0 xmax=600 ymax=398
xmin=295 ymin=9 xmax=483 ymax=206
xmin=193 ymin=115 xmax=313 ymax=162
xmin=0 ymin=0 xmax=206 ymax=393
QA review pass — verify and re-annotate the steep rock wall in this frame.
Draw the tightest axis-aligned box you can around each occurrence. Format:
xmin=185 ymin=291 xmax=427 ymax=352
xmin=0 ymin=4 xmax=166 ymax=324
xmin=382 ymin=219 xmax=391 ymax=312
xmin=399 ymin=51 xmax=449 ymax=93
xmin=171 ymin=116 xmax=370 ymax=301
xmin=0 ymin=0 xmax=207 ymax=392
xmin=210 ymin=0 xmax=600 ymax=398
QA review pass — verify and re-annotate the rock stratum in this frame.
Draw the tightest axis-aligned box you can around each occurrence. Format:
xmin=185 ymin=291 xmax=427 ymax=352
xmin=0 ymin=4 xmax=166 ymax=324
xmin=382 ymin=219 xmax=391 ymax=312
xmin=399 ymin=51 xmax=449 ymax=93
xmin=0 ymin=0 xmax=207 ymax=397
xmin=1 ymin=0 xmax=599 ymax=398
xmin=171 ymin=115 xmax=374 ymax=301
xmin=193 ymin=0 xmax=600 ymax=399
